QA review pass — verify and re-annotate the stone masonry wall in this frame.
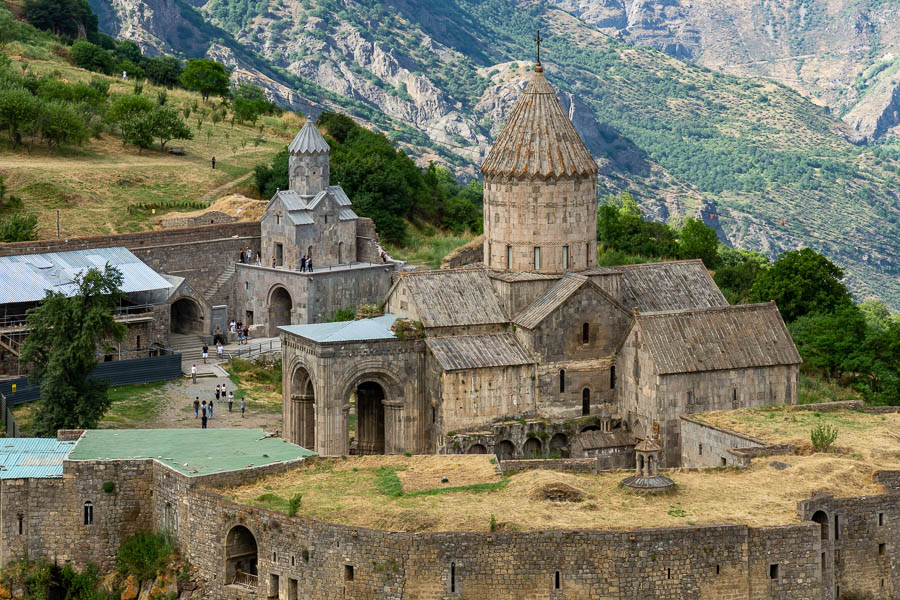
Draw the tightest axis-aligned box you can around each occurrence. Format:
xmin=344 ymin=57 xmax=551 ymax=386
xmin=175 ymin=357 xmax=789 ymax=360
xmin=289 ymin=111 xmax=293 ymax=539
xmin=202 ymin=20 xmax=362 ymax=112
xmin=680 ymin=417 xmax=767 ymax=468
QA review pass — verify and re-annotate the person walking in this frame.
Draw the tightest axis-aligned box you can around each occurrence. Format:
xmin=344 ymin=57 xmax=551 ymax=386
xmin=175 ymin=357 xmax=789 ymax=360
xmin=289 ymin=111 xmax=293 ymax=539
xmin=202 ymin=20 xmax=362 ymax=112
xmin=237 ymin=327 xmax=243 ymax=345
xmin=240 ymin=396 xmax=246 ymax=418
xmin=228 ymin=391 xmax=234 ymax=412
xmin=191 ymin=364 xmax=197 ymax=384
xmin=230 ymin=320 xmax=236 ymax=333
xmin=215 ymin=384 xmax=221 ymax=402
xmin=255 ymin=252 xmax=261 ymax=265
xmin=193 ymin=397 xmax=200 ymax=418
xmin=246 ymin=248 xmax=252 ymax=263
xmin=306 ymin=257 xmax=313 ymax=272
xmin=239 ymin=248 xmax=245 ymax=264
xmin=211 ymin=156 xmax=216 ymax=169
xmin=208 ymin=398 xmax=214 ymax=419
xmin=202 ymin=344 xmax=209 ymax=364
xmin=300 ymin=255 xmax=307 ymax=272
xmin=221 ymin=382 xmax=227 ymax=399
xmin=201 ymin=411 xmax=207 ymax=429
xmin=217 ymin=341 xmax=224 ymax=360
xmin=243 ymin=326 xmax=249 ymax=345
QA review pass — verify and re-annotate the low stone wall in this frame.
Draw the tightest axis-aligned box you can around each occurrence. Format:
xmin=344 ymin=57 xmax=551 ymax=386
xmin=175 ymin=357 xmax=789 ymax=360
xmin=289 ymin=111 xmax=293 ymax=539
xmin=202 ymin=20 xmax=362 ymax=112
xmin=680 ymin=416 xmax=767 ymax=468
xmin=499 ymin=457 xmax=599 ymax=475
xmin=440 ymin=235 xmax=483 ymax=269
xmin=875 ymin=470 xmax=900 ymax=493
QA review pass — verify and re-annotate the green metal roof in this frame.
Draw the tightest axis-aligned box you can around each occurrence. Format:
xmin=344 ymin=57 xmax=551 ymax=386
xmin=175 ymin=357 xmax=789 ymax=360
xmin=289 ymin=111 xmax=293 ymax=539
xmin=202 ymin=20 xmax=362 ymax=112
xmin=68 ymin=429 xmax=314 ymax=477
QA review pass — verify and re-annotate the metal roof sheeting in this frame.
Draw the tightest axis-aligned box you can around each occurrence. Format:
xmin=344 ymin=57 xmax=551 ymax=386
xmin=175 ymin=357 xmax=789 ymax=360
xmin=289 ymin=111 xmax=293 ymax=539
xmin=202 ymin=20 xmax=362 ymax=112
xmin=0 ymin=247 xmax=172 ymax=304
xmin=0 ymin=438 xmax=76 ymax=479
xmin=288 ymin=119 xmax=330 ymax=154
xmin=280 ymin=314 xmax=400 ymax=343
xmin=268 ymin=186 xmax=354 ymax=226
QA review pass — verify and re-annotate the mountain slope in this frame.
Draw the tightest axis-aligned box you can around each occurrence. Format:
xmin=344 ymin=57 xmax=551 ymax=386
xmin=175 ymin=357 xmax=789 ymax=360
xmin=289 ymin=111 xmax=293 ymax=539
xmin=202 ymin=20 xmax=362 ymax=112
xmin=88 ymin=0 xmax=900 ymax=308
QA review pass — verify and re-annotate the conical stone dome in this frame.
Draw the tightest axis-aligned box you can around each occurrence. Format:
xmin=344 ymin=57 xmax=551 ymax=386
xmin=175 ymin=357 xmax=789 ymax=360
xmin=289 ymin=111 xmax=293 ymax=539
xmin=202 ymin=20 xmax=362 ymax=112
xmin=289 ymin=117 xmax=330 ymax=155
xmin=481 ymin=69 xmax=597 ymax=179
xmin=288 ymin=118 xmax=330 ymax=195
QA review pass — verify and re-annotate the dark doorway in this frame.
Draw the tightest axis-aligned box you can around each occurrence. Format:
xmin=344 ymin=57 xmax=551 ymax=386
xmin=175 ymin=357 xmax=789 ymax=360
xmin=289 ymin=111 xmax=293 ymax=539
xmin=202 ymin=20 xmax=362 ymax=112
xmin=268 ymin=286 xmax=292 ymax=336
xmin=225 ymin=525 xmax=258 ymax=587
xmin=356 ymin=381 xmax=386 ymax=455
xmin=812 ymin=510 xmax=829 ymax=540
xmin=291 ymin=367 xmax=315 ymax=451
xmin=467 ymin=444 xmax=487 ymax=454
xmin=497 ymin=440 xmax=515 ymax=460
xmin=549 ymin=433 xmax=569 ymax=458
xmin=524 ymin=437 xmax=542 ymax=458
xmin=170 ymin=298 xmax=203 ymax=334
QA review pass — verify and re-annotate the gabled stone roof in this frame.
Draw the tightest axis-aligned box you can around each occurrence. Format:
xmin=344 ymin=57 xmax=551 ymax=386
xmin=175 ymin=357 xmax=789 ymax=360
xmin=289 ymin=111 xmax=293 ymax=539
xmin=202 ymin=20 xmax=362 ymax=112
xmin=481 ymin=68 xmax=597 ymax=179
xmin=617 ymin=260 xmax=728 ymax=313
xmin=394 ymin=269 xmax=508 ymax=328
xmin=267 ymin=185 xmax=354 ymax=226
xmin=288 ymin=118 xmax=330 ymax=154
xmin=635 ymin=303 xmax=802 ymax=375
xmin=634 ymin=438 xmax=662 ymax=452
xmin=426 ymin=333 xmax=533 ymax=371
xmin=513 ymin=274 xmax=628 ymax=329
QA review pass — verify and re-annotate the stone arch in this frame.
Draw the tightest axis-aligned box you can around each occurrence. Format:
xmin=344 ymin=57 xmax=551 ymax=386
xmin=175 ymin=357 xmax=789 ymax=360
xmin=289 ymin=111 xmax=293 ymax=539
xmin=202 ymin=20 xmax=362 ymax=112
xmin=523 ymin=437 xmax=542 ymax=458
xmin=549 ymin=433 xmax=568 ymax=458
xmin=225 ymin=525 xmax=258 ymax=587
xmin=580 ymin=425 xmax=601 ymax=433
xmin=497 ymin=440 xmax=515 ymax=460
xmin=467 ymin=443 xmax=487 ymax=454
xmin=170 ymin=297 xmax=205 ymax=334
xmin=338 ymin=241 xmax=344 ymax=264
xmin=289 ymin=364 xmax=316 ymax=450
xmin=355 ymin=381 xmax=386 ymax=455
xmin=267 ymin=285 xmax=292 ymax=337
xmin=812 ymin=510 xmax=829 ymax=540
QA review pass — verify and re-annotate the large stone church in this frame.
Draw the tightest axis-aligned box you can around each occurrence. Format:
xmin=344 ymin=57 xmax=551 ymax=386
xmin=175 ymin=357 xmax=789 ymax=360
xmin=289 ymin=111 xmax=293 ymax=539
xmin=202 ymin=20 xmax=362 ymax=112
xmin=280 ymin=61 xmax=802 ymax=466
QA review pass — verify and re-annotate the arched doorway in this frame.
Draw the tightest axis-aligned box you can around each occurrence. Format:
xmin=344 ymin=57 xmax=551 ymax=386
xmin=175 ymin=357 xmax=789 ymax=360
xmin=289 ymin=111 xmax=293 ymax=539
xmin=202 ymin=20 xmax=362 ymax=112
xmin=356 ymin=381 xmax=385 ymax=455
xmin=225 ymin=525 xmax=258 ymax=588
xmin=812 ymin=510 xmax=829 ymax=540
xmin=524 ymin=437 xmax=542 ymax=458
xmin=549 ymin=433 xmax=568 ymax=458
xmin=467 ymin=443 xmax=487 ymax=454
xmin=170 ymin=297 xmax=204 ymax=334
xmin=290 ymin=367 xmax=315 ymax=451
xmin=268 ymin=286 xmax=292 ymax=336
xmin=497 ymin=440 xmax=515 ymax=460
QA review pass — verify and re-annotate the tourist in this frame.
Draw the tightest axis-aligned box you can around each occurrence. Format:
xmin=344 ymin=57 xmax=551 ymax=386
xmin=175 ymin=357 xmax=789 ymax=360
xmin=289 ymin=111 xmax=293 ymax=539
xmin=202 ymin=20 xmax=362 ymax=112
xmin=228 ymin=391 xmax=234 ymax=412
xmin=240 ymin=396 xmax=246 ymax=418
xmin=243 ymin=326 xmax=249 ymax=344
xmin=306 ymin=257 xmax=313 ymax=272
xmin=230 ymin=320 xmax=236 ymax=333
xmin=208 ymin=398 xmax=214 ymax=419
xmin=272 ymin=256 xmax=276 ymax=268
xmin=202 ymin=344 xmax=208 ymax=364
xmin=237 ymin=328 xmax=243 ymax=345
xmin=211 ymin=156 xmax=216 ymax=170
xmin=193 ymin=397 xmax=200 ymax=418
xmin=215 ymin=384 xmax=221 ymax=401
xmin=221 ymin=382 xmax=227 ymax=398
xmin=217 ymin=341 xmax=224 ymax=360
xmin=300 ymin=255 xmax=307 ymax=272
xmin=255 ymin=252 xmax=261 ymax=265
xmin=191 ymin=364 xmax=197 ymax=384
xmin=246 ymin=248 xmax=253 ymax=263
xmin=239 ymin=248 xmax=245 ymax=264
xmin=201 ymin=400 xmax=207 ymax=419
xmin=201 ymin=412 xmax=207 ymax=429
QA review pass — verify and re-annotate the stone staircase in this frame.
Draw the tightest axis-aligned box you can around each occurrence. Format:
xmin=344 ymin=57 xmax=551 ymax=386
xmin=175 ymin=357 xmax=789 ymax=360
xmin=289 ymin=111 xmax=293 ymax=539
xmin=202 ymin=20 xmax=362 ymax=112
xmin=169 ymin=333 xmax=206 ymax=370
xmin=203 ymin=263 xmax=236 ymax=303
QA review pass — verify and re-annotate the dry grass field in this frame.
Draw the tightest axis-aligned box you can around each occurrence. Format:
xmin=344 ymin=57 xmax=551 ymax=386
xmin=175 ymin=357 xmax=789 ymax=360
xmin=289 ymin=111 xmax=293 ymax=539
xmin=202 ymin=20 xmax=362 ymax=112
xmin=0 ymin=53 xmax=297 ymax=239
xmin=217 ymin=423 xmax=899 ymax=533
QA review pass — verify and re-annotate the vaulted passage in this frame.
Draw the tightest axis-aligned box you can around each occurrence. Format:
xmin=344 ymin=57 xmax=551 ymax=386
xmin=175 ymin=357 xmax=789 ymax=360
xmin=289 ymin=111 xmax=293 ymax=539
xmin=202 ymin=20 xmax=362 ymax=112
xmin=356 ymin=381 xmax=385 ymax=455
xmin=290 ymin=367 xmax=315 ymax=451
xmin=170 ymin=297 xmax=203 ymax=334
xmin=225 ymin=525 xmax=258 ymax=588
xmin=268 ymin=286 xmax=292 ymax=336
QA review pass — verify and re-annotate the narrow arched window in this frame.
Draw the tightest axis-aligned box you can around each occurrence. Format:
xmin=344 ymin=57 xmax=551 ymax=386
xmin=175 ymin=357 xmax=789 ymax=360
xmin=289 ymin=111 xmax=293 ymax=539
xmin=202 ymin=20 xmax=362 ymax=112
xmin=506 ymin=245 xmax=512 ymax=269
xmin=450 ymin=562 xmax=456 ymax=593
xmin=562 ymin=246 xmax=569 ymax=270
xmin=559 ymin=369 xmax=565 ymax=393
xmin=534 ymin=247 xmax=541 ymax=270
xmin=83 ymin=501 xmax=93 ymax=525
xmin=582 ymin=323 xmax=589 ymax=344
xmin=610 ymin=365 xmax=616 ymax=389
xmin=582 ymin=388 xmax=590 ymax=416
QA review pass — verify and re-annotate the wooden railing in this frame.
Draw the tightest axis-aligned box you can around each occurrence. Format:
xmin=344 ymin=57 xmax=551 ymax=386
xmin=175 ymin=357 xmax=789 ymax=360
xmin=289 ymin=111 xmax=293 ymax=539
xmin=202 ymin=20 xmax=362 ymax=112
xmin=231 ymin=571 xmax=257 ymax=588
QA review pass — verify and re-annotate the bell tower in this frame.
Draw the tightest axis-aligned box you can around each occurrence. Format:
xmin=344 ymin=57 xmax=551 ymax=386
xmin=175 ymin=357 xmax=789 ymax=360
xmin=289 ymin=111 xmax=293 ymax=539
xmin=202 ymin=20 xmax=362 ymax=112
xmin=288 ymin=116 xmax=330 ymax=196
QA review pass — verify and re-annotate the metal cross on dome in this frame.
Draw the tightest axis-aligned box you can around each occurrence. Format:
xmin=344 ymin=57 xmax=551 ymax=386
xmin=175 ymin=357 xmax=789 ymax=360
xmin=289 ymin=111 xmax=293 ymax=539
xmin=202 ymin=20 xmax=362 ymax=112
xmin=535 ymin=30 xmax=543 ymax=65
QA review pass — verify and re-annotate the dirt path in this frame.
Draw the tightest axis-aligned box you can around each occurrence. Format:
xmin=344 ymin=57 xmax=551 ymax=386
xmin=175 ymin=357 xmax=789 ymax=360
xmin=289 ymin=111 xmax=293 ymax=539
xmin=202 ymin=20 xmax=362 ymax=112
xmin=199 ymin=171 xmax=254 ymax=202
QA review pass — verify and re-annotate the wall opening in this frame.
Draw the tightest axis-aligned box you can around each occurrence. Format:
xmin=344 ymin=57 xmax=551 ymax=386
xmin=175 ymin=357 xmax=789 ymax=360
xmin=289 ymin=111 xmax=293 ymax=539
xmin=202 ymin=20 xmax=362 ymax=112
xmin=344 ymin=565 xmax=354 ymax=582
xmin=524 ymin=437 xmax=542 ymax=458
xmin=879 ymin=543 xmax=886 ymax=555
xmin=812 ymin=510 xmax=829 ymax=541
xmin=716 ymin=565 xmax=720 ymax=575
xmin=549 ymin=433 xmax=568 ymax=458
xmin=879 ymin=512 xmax=884 ymax=526
xmin=582 ymin=323 xmax=589 ymax=344
xmin=534 ymin=247 xmax=541 ymax=270
xmin=225 ymin=525 xmax=258 ymax=587
xmin=170 ymin=297 xmax=204 ymax=334
xmin=268 ymin=573 xmax=279 ymax=598
xmin=307 ymin=246 xmax=313 ymax=262
xmin=356 ymin=381 xmax=386 ymax=455
xmin=83 ymin=501 xmax=93 ymax=525
xmin=720 ymin=457 xmax=727 ymax=467
xmin=554 ymin=571 xmax=560 ymax=589
xmin=582 ymin=388 xmax=590 ymax=416
xmin=559 ymin=369 xmax=565 ymax=393
xmin=497 ymin=440 xmax=515 ymax=460
xmin=506 ymin=245 xmax=512 ymax=270
xmin=302 ymin=549 xmax=310 ymax=563
xmin=821 ymin=552 xmax=826 ymax=570
xmin=288 ymin=577 xmax=298 ymax=600
xmin=274 ymin=242 xmax=284 ymax=267
xmin=17 ymin=514 xmax=23 ymax=535
xmin=834 ymin=514 xmax=840 ymax=540
xmin=769 ymin=564 xmax=779 ymax=580
xmin=699 ymin=443 xmax=703 ymax=456
xmin=562 ymin=246 xmax=569 ymax=270
xmin=267 ymin=286 xmax=293 ymax=336
xmin=467 ymin=444 xmax=487 ymax=454
xmin=291 ymin=367 xmax=316 ymax=451
xmin=610 ymin=365 xmax=615 ymax=389
xmin=450 ymin=562 xmax=456 ymax=593
xmin=338 ymin=241 xmax=344 ymax=264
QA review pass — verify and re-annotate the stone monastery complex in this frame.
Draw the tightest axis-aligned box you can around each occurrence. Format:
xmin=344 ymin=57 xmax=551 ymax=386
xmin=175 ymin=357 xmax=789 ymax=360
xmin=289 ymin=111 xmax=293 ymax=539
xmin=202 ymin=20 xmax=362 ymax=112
xmin=0 ymin=58 xmax=897 ymax=600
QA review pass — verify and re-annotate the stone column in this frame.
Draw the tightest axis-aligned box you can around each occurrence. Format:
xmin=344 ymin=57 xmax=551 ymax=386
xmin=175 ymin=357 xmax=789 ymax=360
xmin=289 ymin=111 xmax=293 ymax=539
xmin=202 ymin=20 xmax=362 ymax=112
xmin=382 ymin=400 xmax=405 ymax=455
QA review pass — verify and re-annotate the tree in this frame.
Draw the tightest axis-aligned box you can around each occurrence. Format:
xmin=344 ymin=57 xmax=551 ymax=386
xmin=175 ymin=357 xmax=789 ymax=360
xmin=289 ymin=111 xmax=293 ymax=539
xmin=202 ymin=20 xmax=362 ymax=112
xmin=0 ymin=87 xmax=38 ymax=148
xmin=748 ymin=248 xmax=853 ymax=322
xmin=231 ymin=82 xmax=270 ymax=124
xmin=714 ymin=260 xmax=763 ymax=305
xmin=69 ymin=40 xmax=114 ymax=75
xmin=148 ymin=106 xmax=192 ymax=151
xmin=144 ymin=56 xmax=182 ymax=87
xmin=0 ymin=8 xmax=20 ymax=49
xmin=0 ymin=213 xmax=37 ymax=242
xmin=180 ymin=59 xmax=230 ymax=102
xmin=23 ymin=0 xmax=97 ymax=39
xmin=38 ymin=100 xmax=88 ymax=149
xmin=678 ymin=217 xmax=719 ymax=267
xmin=19 ymin=265 xmax=126 ymax=436
xmin=788 ymin=305 xmax=868 ymax=380
xmin=119 ymin=112 xmax=154 ymax=152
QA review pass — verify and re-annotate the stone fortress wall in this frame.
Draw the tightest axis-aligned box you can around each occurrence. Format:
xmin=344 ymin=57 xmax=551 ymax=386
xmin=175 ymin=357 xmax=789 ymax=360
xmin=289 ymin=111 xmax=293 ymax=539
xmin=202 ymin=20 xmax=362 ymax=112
xmin=3 ymin=450 xmax=898 ymax=600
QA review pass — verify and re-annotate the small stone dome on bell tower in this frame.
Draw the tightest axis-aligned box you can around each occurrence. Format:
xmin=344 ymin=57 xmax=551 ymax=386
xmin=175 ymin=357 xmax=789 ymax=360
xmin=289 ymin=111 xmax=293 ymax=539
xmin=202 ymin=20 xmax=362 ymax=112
xmin=288 ymin=116 xmax=330 ymax=197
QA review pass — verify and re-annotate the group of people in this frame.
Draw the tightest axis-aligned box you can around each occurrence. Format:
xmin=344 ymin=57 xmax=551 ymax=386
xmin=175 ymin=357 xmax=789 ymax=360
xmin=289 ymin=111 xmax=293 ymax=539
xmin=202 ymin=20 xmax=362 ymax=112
xmin=192 ymin=382 xmax=246 ymax=428
xmin=200 ymin=342 xmax=225 ymax=364
xmin=239 ymin=247 xmax=260 ymax=265
xmin=299 ymin=254 xmax=313 ymax=272
xmin=230 ymin=320 xmax=251 ymax=344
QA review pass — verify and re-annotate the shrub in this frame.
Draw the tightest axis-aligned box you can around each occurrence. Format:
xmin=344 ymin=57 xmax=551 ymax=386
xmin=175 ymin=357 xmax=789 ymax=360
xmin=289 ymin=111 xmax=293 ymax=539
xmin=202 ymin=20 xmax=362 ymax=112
xmin=489 ymin=513 xmax=497 ymax=532
xmin=810 ymin=423 xmax=839 ymax=452
xmin=102 ymin=480 xmax=115 ymax=493
xmin=115 ymin=532 xmax=174 ymax=581
xmin=287 ymin=493 xmax=302 ymax=517
xmin=0 ymin=213 xmax=38 ymax=242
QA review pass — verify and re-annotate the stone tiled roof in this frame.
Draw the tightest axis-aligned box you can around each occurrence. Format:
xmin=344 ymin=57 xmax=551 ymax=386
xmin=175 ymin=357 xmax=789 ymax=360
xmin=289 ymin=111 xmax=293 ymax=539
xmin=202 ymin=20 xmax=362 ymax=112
xmin=617 ymin=260 xmax=728 ymax=313
xmin=481 ymin=69 xmax=597 ymax=179
xmin=268 ymin=185 xmax=353 ymax=225
xmin=513 ymin=274 xmax=627 ymax=329
xmin=397 ymin=269 xmax=508 ymax=327
xmin=636 ymin=303 xmax=802 ymax=375
xmin=288 ymin=119 xmax=330 ymax=154
xmin=634 ymin=438 xmax=662 ymax=452
xmin=577 ymin=430 xmax=636 ymax=450
xmin=426 ymin=333 xmax=533 ymax=371
xmin=488 ymin=271 xmax=562 ymax=282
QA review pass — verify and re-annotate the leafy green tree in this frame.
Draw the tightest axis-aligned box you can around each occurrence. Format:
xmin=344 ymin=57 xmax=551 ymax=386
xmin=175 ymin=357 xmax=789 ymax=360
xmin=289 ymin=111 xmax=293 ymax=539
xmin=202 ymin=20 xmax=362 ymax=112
xmin=788 ymin=306 xmax=868 ymax=380
xmin=38 ymin=100 xmax=87 ymax=149
xmin=0 ymin=8 xmax=21 ymax=49
xmin=143 ymin=56 xmax=182 ymax=87
xmin=180 ymin=59 xmax=230 ymax=102
xmin=231 ymin=82 xmax=270 ymax=124
xmin=148 ymin=106 xmax=192 ymax=151
xmin=0 ymin=213 xmax=37 ymax=242
xmin=23 ymin=0 xmax=97 ymax=39
xmin=0 ymin=87 xmax=38 ymax=148
xmin=19 ymin=265 xmax=126 ymax=436
xmin=69 ymin=40 xmax=114 ymax=75
xmin=858 ymin=298 xmax=893 ymax=332
xmin=714 ymin=260 xmax=764 ymax=305
xmin=114 ymin=40 xmax=142 ymax=63
xmin=119 ymin=111 xmax=155 ymax=152
xmin=857 ymin=320 xmax=900 ymax=405
xmin=678 ymin=217 xmax=719 ymax=267
xmin=748 ymin=248 xmax=853 ymax=322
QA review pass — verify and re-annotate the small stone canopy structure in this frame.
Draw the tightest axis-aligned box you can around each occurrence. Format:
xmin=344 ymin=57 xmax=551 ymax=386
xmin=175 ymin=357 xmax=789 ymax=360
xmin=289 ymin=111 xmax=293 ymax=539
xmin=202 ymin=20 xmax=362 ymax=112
xmin=621 ymin=432 xmax=674 ymax=493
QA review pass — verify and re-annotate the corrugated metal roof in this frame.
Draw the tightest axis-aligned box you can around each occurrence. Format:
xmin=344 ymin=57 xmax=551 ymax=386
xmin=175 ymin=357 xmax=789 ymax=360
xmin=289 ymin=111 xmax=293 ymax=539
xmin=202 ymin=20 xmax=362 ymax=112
xmin=636 ymin=303 xmax=802 ymax=374
xmin=0 ymin=438 xmax=76 ymax=479
xmin=288 ymin=119 xmax=330 ymax=154
xmin=0 ymin=247 xmax=172 ymax=304
xmin=268 ymin=187 xmax=355 ymax=226
xmin=329 ymin=186 xmax=352 ymax=206
xmin=426 ymin=333 xmax=533 ymax=371
xmin=280 ymin=314 xmax=399 ymax=343
xmin=338 ymin=208 xmax=358 ymax=221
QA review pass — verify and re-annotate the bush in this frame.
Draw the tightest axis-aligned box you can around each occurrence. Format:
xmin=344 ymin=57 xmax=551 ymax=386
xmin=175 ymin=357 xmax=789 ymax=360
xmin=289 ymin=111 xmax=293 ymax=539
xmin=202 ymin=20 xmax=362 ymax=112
xmin=69 ymin=40 xmax=114 ymax=75
xmin=287 ymin=493 xmax=302 ymax=517
xmin=0 ymin=213 xmax=38 ymax=242
xmin=102 ymin=480 xmax=115 ymax=493
xmin=810 ymin=423 xmax=838 ymax=452
xmin=115 ymin=532 xmax=174 ymax=581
